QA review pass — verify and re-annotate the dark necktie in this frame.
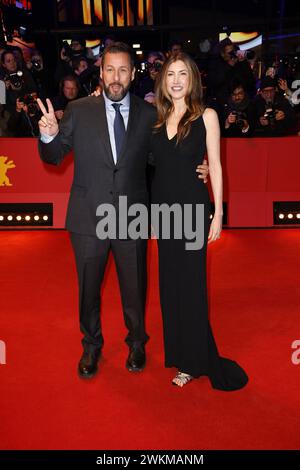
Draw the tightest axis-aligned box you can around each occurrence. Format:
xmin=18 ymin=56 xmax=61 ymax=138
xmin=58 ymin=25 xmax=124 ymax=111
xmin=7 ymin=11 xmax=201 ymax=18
xmin=112 ymin=103 xmax=125 ymax=161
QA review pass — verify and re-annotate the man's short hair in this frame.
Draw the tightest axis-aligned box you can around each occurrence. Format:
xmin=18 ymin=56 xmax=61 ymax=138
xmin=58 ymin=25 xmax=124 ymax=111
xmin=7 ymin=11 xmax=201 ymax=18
xmin=229 ymin=80 xmax=245 ymax=95
xmin=101 ymin=42 xmax=135 ymax=69
xmin=219 ymin=38 xmax=234 ymax=55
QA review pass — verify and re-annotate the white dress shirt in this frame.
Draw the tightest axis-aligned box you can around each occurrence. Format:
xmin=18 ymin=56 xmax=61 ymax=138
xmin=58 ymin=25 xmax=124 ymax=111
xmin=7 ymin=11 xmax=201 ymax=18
xmin=102 ymin=91 xmax=130 ymax=163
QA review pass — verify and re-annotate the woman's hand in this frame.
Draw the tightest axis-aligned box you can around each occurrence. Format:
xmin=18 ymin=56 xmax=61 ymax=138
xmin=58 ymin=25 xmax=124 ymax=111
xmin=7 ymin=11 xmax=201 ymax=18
xmin=144 ymin=91 xmax=156 ymax=105
xmin=90 ymin=86 xmax=102 ymax=97
xmin=208 ymin=213 xmax=222 ymax=243
xmin=196 ymin=159 xmax=209 ymax=183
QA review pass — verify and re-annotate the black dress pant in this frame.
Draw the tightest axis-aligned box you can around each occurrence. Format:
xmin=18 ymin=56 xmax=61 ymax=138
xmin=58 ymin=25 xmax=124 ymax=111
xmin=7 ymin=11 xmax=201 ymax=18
xmin=70 ymin=232 xmax=149 ymax=353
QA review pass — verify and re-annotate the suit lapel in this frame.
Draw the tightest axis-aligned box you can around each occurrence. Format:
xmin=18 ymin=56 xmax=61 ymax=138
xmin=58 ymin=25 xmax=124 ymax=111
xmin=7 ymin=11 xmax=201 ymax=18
xmin=96 ymin=95 xmax=115 ymax=167
xmin=116 ymin=93 xmax=140 ymax=166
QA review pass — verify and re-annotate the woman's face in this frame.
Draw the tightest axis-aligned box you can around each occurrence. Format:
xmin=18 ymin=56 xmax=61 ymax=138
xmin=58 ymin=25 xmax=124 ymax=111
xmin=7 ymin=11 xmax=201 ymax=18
xmin=165 ymin=60 xmax=189 ymax=101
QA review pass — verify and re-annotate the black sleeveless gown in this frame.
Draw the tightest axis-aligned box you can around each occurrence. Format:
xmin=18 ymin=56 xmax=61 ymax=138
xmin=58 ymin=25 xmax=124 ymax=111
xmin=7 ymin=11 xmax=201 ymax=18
xmin=151 ymin=115 xmax=248 ymax=391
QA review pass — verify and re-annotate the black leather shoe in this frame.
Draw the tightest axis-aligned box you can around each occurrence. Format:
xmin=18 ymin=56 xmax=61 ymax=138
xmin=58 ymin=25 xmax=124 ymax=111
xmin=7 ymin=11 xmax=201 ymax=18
xmin=78 ymin=350 xmax=101 ymax=379
xmin=126 ymin=346 xmax=146 ymax=372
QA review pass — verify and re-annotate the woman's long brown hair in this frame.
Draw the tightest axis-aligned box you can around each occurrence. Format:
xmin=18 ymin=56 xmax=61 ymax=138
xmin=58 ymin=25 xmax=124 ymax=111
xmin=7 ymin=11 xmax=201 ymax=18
xmin=154 ymin=53 xmax=205 ymax=145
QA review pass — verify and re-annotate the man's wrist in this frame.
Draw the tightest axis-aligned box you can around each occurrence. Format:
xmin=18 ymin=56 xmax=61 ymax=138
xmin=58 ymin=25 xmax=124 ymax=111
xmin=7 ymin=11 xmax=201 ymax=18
xmin=40 ymin=132 xmax=58 ymax=143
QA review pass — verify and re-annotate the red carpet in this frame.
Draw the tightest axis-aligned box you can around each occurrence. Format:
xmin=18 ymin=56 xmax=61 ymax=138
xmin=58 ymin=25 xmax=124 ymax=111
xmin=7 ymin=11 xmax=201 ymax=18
xmin=0 ymin=229 xmax=300 ymax=450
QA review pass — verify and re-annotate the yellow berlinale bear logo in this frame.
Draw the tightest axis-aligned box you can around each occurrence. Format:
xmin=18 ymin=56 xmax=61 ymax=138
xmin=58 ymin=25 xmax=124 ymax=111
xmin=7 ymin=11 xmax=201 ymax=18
xmin=0 ymin=156 xmax=16 ymax=187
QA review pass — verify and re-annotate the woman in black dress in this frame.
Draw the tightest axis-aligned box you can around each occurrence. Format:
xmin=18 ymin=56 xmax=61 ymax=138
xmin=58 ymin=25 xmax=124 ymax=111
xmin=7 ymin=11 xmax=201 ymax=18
xmin=151 ymin=53 xmax=248 ymax=390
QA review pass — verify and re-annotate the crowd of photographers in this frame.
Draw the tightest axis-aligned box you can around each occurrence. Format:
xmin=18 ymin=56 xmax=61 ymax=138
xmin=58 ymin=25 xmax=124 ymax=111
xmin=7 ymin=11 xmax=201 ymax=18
xmin=0 ymin=36 xmax=299 ymax=138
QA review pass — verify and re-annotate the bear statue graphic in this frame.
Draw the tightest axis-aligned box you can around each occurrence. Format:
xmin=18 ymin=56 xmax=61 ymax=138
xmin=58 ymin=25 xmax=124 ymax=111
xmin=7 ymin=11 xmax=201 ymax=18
xmin=0 ymin=156 xmax=16 ymax=186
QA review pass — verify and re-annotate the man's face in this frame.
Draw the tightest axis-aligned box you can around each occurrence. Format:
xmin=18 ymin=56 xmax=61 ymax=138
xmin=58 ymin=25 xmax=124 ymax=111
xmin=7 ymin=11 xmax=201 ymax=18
xmin=231 ymin=87 xmax=245 ymax=104
xmin=77 ymin=59 xmax=88 ymax=74
xmin=3 ymin=53 xmax=17 ymax=72
xmin=223 ymin=45 xmax=237 ymax=64
xmin=63 ymin=80 xmax=78 ymax=100
xmin=71 ymin=41 xmax=84 ymax=52
xmin=171 ymin=45 xmax=182 ymax=56
xmin=101 ymin=52 xmax=135 ymax=101
xmin=261 ymin=87 xmax=275 ymax=103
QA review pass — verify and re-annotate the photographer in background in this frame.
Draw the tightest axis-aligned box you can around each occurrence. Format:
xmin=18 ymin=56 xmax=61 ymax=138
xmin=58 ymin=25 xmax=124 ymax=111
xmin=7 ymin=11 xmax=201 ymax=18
xmin=26 ymin=50 xmax=53 ymax=99
xmin=207 ymin=40 xmax=255 ymax=107
xmin=7 ymin=92 xmax=41 ymax=137
xmin=253 ymin=76 xmax=295 ymax=136
xmin=9 ymin=45 xmax=28 ymax=71
xmin=0 ymin=50 xmax=37 ymax=114
xmin=54 ymin=37 xmax=94 ymax=85
xmin=221 ymin=82 xmax=255 ymax=136
xmin=0 ymin=103 xmax=12 ymax=136
xmin=72 ymin=56 xmax=100 ymax=96
xmin=168 ymin=39 xmax=183 ymax=57
xmin=277 ymin=63 xmax=300 ymax=134
xmin=51 ymin=75 xmax=81 ymax=121
xmin=136 ymin=51 xmax=165 ymax=103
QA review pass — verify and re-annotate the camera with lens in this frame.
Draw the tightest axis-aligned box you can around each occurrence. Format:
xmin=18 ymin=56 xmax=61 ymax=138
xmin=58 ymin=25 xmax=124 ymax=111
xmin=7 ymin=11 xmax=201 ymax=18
xmin=228 ymin=50 xmax=238 ymax=60
xmin=225 ymin=105 xmax=246 ymax=128
xmin=4 ymin=70 xmax=23 ymax=89
xmin=244 ymin=50 xmax=255 ymax=60
xmin=22 ymin=93 xmax=39 ymax=116
xmin=148 ymin=59 xmax=163 ymax=72
xmin=263 ymin=102 xmax=276 ymax=125
xmin=148 ymin=59 xmax=163 ymax=71
xmin=98 ymin=43 xmax=105 ymax=56
xmin=62 ymin=41 xmax=73 ymax=60
xmin=229 ymin=49 xmax=255 ymax=61
xmin=62 ymin=41 xmax=82 ymax=60
xmin=31 ymin=59 xmax=42 ymax=72
xmin=231 ymin=110 xmax=246 ymax=128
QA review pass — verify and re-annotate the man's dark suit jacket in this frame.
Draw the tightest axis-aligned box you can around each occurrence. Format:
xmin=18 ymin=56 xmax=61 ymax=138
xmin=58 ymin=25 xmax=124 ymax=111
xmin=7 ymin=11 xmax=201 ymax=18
xmin=38 ymin=94 xmax=156 ymax=236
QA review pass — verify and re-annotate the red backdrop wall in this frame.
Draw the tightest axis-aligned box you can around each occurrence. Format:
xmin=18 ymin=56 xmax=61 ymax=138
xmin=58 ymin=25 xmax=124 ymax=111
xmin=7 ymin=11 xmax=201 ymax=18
xmin=0 ymin=137 xmax=299 ymax=228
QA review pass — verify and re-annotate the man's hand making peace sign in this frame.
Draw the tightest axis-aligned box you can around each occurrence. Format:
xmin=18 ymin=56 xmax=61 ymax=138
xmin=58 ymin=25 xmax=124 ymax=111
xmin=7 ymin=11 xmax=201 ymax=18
xmin=37 ymin=98 xmax=59 ymax=137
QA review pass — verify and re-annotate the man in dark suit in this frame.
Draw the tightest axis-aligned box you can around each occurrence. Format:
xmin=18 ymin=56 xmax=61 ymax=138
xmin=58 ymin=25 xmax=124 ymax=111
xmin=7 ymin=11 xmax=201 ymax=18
xmin=37 ymin=43 xmax=208 ymax=379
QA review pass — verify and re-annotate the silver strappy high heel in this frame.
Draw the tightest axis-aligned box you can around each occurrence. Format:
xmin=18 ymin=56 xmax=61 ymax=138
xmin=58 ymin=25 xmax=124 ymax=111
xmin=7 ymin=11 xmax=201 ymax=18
xmin=172 ymin=371 xmax=194 ymax=387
